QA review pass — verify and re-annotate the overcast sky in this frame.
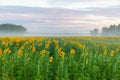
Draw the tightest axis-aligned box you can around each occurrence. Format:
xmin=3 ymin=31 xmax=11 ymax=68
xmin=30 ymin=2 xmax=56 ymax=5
xmin=0 ymin=0 xmax=120 ymax=33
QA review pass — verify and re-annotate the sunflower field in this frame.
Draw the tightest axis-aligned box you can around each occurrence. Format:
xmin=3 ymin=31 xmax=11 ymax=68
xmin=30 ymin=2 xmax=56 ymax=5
xmin=0 ymin=36 xmax=120 ymax=80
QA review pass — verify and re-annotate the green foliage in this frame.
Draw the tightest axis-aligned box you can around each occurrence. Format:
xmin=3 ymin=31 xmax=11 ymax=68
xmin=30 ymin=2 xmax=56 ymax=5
xmin=0 ymin=23 xmax=27 ymax=32
xmin=0 ymin=37 xmax=120 ymax=80
xmin=90 ymin=28 xmax=99 ymax=36
xmin=91 ymin=24 xmax=120 ymax=36
xmin=101 ymin=24 xmax=119 ymax=36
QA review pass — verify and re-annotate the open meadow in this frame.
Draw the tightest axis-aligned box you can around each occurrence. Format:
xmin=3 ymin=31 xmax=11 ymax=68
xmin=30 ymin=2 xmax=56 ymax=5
xmin=0 ymin=36 xmax=120 ymax=80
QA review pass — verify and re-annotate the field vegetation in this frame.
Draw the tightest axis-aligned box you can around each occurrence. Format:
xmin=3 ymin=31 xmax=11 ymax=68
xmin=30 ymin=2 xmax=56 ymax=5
xmin=0 ymin=36 xmax=120 ymax=80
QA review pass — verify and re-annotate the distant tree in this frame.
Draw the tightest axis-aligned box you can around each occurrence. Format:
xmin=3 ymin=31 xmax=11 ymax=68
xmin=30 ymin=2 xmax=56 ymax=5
xmin=101 ymin=24 xmax=120 ymax=36
xmin=101 ymin=27 xmax=107 ymax=35
xmin=116 ymin=24 xmax=120 ymax=35
xmin=90 ymin=28 xmax=98 ymax=36
xmin=0 ymin=23 xmax=27 ymax=33
xmin=108 ymin=25 xmax=116 ymax=35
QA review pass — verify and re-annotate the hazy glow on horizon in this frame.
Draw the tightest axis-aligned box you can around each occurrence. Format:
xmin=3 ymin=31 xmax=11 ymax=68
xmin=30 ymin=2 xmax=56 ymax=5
xmin=0 ymin=0 xmax=120 ymax=33
xmin=0 ymin=0 xmax=120 ymax=9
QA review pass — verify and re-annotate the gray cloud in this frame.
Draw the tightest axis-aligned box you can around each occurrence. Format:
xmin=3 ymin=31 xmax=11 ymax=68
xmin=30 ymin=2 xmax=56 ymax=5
xmin=0 ymin=6 xmax=120 ymax=33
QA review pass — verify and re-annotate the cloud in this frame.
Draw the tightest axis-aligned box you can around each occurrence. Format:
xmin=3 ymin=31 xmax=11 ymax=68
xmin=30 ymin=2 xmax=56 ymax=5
xmin=0 ymin=0 xmax=120 ymax=9
xmin=0 ymin=6 xmax=120 ymax=33
xmin=47 ymin=0 xmax=120 ymax=9
xmin=0 ymin=0 xmax=49 ymax=7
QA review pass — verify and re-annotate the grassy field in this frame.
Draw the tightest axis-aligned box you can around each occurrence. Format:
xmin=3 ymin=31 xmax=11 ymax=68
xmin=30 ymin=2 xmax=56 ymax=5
xmin=0 ymin=36 xmax=120 ymax=80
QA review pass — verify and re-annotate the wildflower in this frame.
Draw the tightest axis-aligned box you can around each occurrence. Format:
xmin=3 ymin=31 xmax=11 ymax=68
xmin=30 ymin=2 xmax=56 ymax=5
xmin=116 ymin=47 xmax=119 ymax=52
xmin=2 ymin=57 xmax=4 ymax=61
xmin=64 ymin=42 xmax=66 ymax=46
xmin=110 ymin=50 xmax=114 ymax=57
xmin=30 ymin=45 xmax=32 ymax=49
xmin=85 ymin=52 xmax=88 ymax=56
xmin=28 ymin=58 xmax=31 ymax=61
xmin=58 ymin=48 xmax=62 ymax=53
xmin=54 ymin=40 xmax=58 ymax=45
xmin=18 ymin=52 xmax=21 ymax=57
xmin=81 ymin=52 xmax=85 ymax=56
xmin=17 ymin=49 xmax=22 ymax=57
xmin=45 ymin=44 xmax=49 ymax=49
xmin=54 ymin=40 xmax=59 ymax=48
xmin=59 ymin=51 xmax=65 ymax=58
xmin=104 ymin=50 xmax=107 ymax=56
xmin=16 ymin=42 xmax=19 ymax=46
xmin=24 ymin=53 xmax=28 ymax=56
xmin=77 ymin=43 xmax=85 ymax=49
xmin=32 ymin=47 xmax=36 ymax=52
xmin=3 ymin=49 xmax=7 ymax=54
xmin=2 ymin=41 xmax=8 ymax=47
xmin=45 ymin=40 xmax=51 ymax=48
xmin=2 ymin=41 xmax=6 ymax=45
xmin=70 ymin=49 xmax=76 ymax=54
xmin=86 ymin=59 xmax=88 ymax=64
xmin=3 ymin=48 xmax=11 ymax=54
xmin=40 ymin=50 xmax=46 ymax=55
xmin=38 ymin=43 xmax=42 ymax=46
xmin=49 ymin=56 xmax=53 ymax=63
xmin=0 ymin=49 xmax=2 ymax=55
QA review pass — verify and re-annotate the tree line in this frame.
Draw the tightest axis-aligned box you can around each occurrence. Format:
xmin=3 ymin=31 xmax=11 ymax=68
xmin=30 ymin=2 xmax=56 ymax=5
xmin=0 ymin=23 xmax=27 ymax=33
xmin=90 ymin=24 xmax=120 ymax=36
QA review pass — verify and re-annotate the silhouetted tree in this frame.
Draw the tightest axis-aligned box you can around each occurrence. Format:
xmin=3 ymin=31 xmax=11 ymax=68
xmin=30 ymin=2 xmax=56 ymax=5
xmin=90 ymin=28 xmax=98 ymax=36
xmin=116 ymin=24 xmax=120 ymax=35
xmin=91 ymin=24 xmax=120 ymax=36
xmin=108 ymin=25 xmax=116 ymax=35
xmin=101 ymin=27 xmax=108 ymax=35
xmin=0 ymin=23 xmax=27 ymax=33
